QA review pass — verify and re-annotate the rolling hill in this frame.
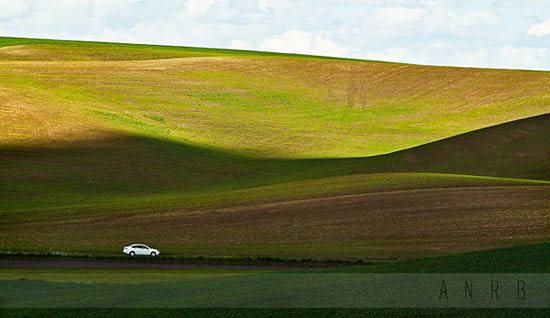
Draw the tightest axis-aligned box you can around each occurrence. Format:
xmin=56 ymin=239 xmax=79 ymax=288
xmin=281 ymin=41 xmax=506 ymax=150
xmin=0 ymin=37 xmax=548 ymax=259
xmin=359 ymin=113 xmax=550 ymax=180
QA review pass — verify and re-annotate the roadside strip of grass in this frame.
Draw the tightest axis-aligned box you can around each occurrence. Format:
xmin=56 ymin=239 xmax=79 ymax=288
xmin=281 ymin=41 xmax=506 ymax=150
xmin=1 ymin=242 xmax=548 ymax=273
xmin=0 ymin=251 xmax=379 ymax=268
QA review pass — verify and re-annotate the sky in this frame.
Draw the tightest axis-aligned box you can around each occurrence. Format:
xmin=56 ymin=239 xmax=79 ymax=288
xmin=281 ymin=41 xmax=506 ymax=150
xmin=1 ymin=0 xmax=549 ymax=70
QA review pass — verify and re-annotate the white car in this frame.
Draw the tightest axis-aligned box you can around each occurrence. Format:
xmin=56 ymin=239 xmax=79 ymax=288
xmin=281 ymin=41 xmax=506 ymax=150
xmin=123 ymin=244 xmax=160 ymax=256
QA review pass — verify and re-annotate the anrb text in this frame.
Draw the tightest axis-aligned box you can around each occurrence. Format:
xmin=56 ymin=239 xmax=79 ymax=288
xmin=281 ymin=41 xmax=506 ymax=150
xmin=438 ymin=279 xmax=526 ymax=301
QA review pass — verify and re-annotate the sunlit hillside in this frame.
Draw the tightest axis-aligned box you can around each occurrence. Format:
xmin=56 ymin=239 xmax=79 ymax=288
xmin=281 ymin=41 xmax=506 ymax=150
xmin=1 ymin=37 xmax=548 ymax=258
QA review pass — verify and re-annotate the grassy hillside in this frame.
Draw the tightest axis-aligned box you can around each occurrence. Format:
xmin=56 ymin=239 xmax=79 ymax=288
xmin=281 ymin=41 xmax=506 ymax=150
xmin=0 ymin=37 xmax=549 ymax=259
xmin=2 ymin=114 xmax=549 ymax=214
xmin=1 ymin=37 xmax=548 ymax=158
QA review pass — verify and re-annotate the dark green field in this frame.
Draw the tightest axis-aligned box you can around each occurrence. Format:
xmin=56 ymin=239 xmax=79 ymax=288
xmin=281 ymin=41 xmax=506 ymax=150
xmin=1 ymin=244 xmax=549 ymax=316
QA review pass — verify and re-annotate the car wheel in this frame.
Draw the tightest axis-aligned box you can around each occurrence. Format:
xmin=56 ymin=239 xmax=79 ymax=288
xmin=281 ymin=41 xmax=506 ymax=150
xmin=129 ymin=251 xmax=135 ymax=256
xmin=150 ymin=252 xmax=157 ymax=257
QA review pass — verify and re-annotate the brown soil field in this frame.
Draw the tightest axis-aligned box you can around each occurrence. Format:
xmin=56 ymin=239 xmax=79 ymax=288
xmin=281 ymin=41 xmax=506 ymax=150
xmin=4 ymin=185 xmax=548 ymax=259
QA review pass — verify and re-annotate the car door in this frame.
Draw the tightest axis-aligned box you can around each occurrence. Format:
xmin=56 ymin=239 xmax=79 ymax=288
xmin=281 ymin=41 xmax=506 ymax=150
xmin=136 ymin=245 xmax=148 ymax=255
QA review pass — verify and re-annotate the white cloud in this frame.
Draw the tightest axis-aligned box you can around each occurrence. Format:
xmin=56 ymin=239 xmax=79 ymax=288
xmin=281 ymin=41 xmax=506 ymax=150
xmin=230 ymin=39 xmax=253 ymax=50
xmin=0 ymin=0 xmax=30 ymax=19
xmin=374 ymin=6 xmax=427 ymax=24
xmin=455 ymin=11 xmax=500 ymax=27
xmin=257 ymin=0 xmax=298 ymax=13
xmin=494 ymin=46 xmax=550 ymax=69
xmin=260 ymin=30 xmax=354 ymax=57
xmin=364 ymin=48 xmax=413 ymax=63
xmin=257 ymin=0 xmax=273 ymax=12
xmin=528 ymin=19 xmax=550 ymax=37
xmin=91 ymin=0 xmax=145 ymax=16
xmin=185 ymin=0 xmax=225 ymax=16
xmin=455 ymin=49 xmax=490 ymax=66
xmin=0 ymin=0 xmax=549 ymax=70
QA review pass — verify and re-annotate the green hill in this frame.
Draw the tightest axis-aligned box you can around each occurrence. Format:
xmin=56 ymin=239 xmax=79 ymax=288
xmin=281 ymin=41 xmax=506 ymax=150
xmin=0 ymin=37 xmax=548 ymax=259
xmin=1 ymin=37 xmax=548 ymax=158
xmin=1 ymin=114 xmax=548 ymax=214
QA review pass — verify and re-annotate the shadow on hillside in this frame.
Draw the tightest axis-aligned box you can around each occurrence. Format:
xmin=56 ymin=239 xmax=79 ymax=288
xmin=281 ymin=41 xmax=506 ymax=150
xmin=0 ymin=133 xmax=352 ymax=198
xmin=1 ymin=114 xmax=548 ymax=208
xmin=358 ymin=113 xmax=550 ymax=180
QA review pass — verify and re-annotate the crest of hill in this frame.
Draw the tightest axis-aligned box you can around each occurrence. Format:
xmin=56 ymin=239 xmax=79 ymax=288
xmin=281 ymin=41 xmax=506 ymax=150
xmin=361 ymin=113 xmax=550 ymax=180
xmin=1 ymin=36 xmax=549 ymax=159
xmin=0 ymin=36 xmax=375 ymax=62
